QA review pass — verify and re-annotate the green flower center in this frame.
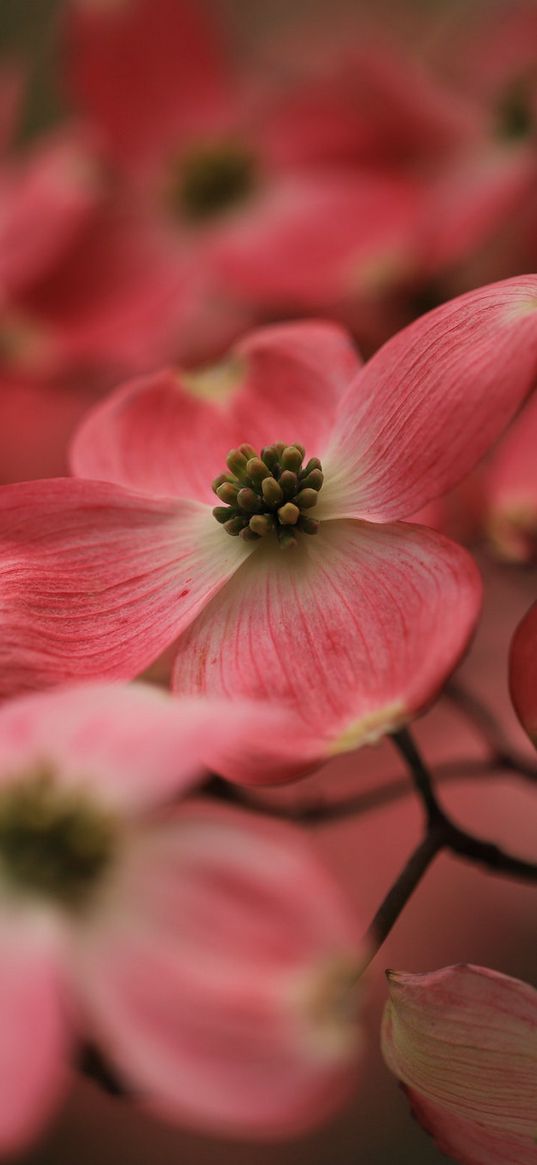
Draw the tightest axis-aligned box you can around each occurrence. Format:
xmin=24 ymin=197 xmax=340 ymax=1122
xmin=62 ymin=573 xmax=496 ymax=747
xmin=497 ymin=76 xmax=535 ymax=140
xmin=0 ymin=770 xmax=118 ymax=910
xmin=170 ymin=141 xmax=257 ymax=223
xmin=212 ymin=443 xmax=324 ymax=550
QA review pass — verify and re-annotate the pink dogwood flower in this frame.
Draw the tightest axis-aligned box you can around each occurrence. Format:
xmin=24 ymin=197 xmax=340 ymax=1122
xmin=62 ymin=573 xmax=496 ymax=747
xmin=0 ymin=681 xmax=364 ymax=1153
xmin=382 ymin=964 xmax=537 ymax=1165
xmin=510 ymin=599 xmax=537 ymax=747
xmin=63 ymin=0 xmax=423 ymax=328
xmin=3 ymin=278 xmax=537 ymax=780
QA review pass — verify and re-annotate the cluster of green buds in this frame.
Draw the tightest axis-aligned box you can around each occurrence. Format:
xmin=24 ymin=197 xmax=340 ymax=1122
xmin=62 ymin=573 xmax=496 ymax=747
xmin=212 ymin=442 xmax=324 ymax=550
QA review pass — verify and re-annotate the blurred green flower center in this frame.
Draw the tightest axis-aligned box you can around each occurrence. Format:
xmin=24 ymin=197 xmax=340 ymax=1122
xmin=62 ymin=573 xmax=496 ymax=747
xmin=0 ymin=770 xmax=118 ymax=908
xmin=171 ymin=141 xmax=257 ymax=222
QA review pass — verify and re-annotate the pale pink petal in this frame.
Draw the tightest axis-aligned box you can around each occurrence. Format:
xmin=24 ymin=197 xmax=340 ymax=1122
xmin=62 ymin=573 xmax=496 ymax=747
xmin=0 ymin=478 xmax=250 ymax=695
xmin=0 ymin=913 xmax=70 ymax=1154
xmin=382 ymin=965 xmax=537 ymax=1162
xmin=72 ymin=800 xmax=364 ymax=1136
xmin=71 ymin=321 xmax=359 ymax=502
xmin=172 ymin=519 xmax=481 ymax=782
xmin=486 ymin=393 xmax=537 ymax=562
xmin=0 ymin=683 xmax=302 ymax=812
xmin=322 ymin=276 xmax=537 ymax=522
xmin=64 ymin=0 xmax=234 ymax=168
xmin=510 ymin=600 xmax=537 ymax=748
xmin=404 ymin=1090 xmax=537 ymax=1165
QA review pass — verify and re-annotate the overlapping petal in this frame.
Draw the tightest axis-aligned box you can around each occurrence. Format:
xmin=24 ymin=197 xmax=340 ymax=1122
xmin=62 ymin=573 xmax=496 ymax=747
xmin=510 ymin=600 xmax=537 ymax=748
xmin=72 ymin=800 xmax=363 ymax=1136
xmin=321 ymin=276 xmax=537 ymax=522
xmin=0 ymin=479 xmax=250 ymax=695
xmin=382 ymin=965 xmax=537 ymax=1165
xmin=0 ymin=683 xmax=303 ymax=812
xmin=71 ymin=321 xmax=359 ymax=501
xmin=172 ymin=519 xmax=481 ymax=781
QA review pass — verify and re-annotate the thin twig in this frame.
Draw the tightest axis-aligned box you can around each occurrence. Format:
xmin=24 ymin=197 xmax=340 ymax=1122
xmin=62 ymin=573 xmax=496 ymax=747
xmin=446 ymin=679 xmax=537 ymax=781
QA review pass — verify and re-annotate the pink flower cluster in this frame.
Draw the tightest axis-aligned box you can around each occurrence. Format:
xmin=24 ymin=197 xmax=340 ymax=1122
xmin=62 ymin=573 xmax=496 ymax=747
xmin=0 ymin=2 xmax=536 ymax=1161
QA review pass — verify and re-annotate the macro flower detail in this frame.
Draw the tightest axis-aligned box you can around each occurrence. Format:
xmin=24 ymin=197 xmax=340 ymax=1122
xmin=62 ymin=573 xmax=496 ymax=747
xmin=3 ymin=281 xmax=537 ymax=780
xmin=381 ymin=965 xmax=537 ymax=1165
xmin=212 ymin=442 xmax=323 ymax=549
xmin=0 ymin=682 xmax=364 ymax=1153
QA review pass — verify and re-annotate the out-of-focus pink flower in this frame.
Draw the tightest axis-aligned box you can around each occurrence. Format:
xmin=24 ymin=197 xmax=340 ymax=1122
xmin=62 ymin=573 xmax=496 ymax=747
xmin=0 ymin=681 xmax=364 ymax=1153
xmin=510 ymin=599 xmax=537 ymax=747
xmin=62 ymin=0 xmax=424 ymax=329
xmin=382 ymin=964 xmax=537 ymax=1165
xmin=3 ymin=278 xmax=537 ymax=778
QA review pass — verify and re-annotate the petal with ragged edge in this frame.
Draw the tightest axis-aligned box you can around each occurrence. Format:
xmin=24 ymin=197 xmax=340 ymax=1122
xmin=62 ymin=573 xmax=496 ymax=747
xmin=0 ymin=913 xmax=69 ymax=1155
xmin=382 ymin=965 xmax=537 ymax=1164
xmin=72 ymin=800 xmax=363 ymax=1137
xmin=510 ymin=600 xmax=537 ymax=749
xmin=71 ymin=321 xmax=359 ymax=502
xmin=0 ymin=479 xmax=250 ymax=696
xmin=0 ymin=683 xmax=301 ymax=813
xmin=172 ymin=519 xmax=481 ymax=783
xmin=320 ymin=277 xmax=537 ymax=522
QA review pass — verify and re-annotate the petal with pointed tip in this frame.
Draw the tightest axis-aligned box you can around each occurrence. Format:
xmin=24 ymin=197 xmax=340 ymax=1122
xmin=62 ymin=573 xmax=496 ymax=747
xmin=382 ymin=965 xmax=537 ymax=1164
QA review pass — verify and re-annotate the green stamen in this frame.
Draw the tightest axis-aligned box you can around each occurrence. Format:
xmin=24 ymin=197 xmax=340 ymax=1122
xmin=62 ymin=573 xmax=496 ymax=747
xmin=0 ymin=770 xmax=118 ymax=909
xmin=212 ymin=442 xmax=324 ymax=549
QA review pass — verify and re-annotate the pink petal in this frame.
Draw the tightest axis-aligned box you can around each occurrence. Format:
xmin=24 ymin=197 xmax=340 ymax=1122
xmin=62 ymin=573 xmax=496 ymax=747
xmin=418 ymin=144 xmax=537 ymax=276
xmin=172 ymin=519 xmax=481 ymax=782
xmin=323 ymin=276 xmax=537 ymax=521
xmin=0 ymin=478 xmax=249 ymax=695
xmin=510 ymin=600 xmax=537 ymax=748
xmin=209 ymin=171 xmax=423 ymax=309
xmin=72 ymin=800 xmax=364 ymax=1136
xmin=382 ymin=965 xmax=537 ymax=1161
xmin=0 ymin=914 xmax=69 ymax=1154
xmin=0 ymin=134 xmax=99 ymax=296
xmin=0 ymin=376 xmax=98 ymax=484
xmin=0 ymin=683 xmax=303 ymax=813
xmin=486 ymin=392 xmax=537 ymax=562
xmin=404 ymin=1090 xmax=537 ymax=1165
xmin=64 ymin=0 xmax=234 ymax=168
xmin=71 ymin=321 xmax=359 ymax=502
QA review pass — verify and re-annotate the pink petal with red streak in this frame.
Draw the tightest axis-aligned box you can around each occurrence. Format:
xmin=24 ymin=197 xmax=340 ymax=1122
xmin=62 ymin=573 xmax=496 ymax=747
xmin=172 ymin=519 xmax=481 ymax=782
xmin=0 ymin=478 xmax=250 ymax=695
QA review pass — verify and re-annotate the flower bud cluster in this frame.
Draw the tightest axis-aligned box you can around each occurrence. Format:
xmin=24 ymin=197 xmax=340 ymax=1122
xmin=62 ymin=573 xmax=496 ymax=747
xmin=212 ymin=442 xmax=324 ymax=549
